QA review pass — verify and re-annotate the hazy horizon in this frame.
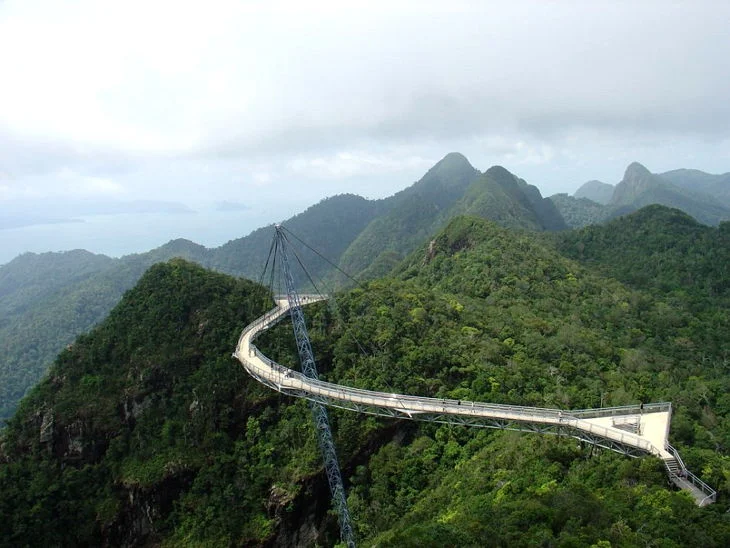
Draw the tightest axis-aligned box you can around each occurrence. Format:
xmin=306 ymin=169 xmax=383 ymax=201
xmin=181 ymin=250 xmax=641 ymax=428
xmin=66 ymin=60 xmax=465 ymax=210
xmin=3 ymin=152 xmax=730 ymax=265
xmin=2 ymin=1 xmax=729 ymax=263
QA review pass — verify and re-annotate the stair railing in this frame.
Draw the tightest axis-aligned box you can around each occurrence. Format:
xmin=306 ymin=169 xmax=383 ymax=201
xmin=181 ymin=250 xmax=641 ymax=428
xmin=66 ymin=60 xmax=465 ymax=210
xmin=665 ymin=443 xmax=717 ymax=505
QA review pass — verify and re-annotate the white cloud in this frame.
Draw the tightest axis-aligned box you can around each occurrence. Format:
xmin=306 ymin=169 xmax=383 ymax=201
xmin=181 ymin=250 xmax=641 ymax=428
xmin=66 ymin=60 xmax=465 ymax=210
xmin=71 ymin=175 xmax=125 ymax=196
xmin=290 ymin=151 xmax=433 ymax=180
xmin=0 ymin=168 xmax=124 ymax=202
xmin=2 ymin=0 xmax=728 ymax=161
xmin=252 ymin=172 xmax=273 ymax=187
xmin=52 ymin=168 xmax=122 ymax=196
xmin=1 ymin=0 xmax=730 ymax=257
xmin=0 ymin=181 xmax=43 ymax=201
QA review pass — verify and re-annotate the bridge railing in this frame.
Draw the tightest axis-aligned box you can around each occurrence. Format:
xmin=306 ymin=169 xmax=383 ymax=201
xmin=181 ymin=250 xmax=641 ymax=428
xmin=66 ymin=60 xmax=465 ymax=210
xmin=239 ymin=309 xmax=671 ymax=422
xmin=665 ymin=443 xmax=717 ymax=505
xmin=237 ymin=304 xmax=660 ymax=452
xmin=236 ymin=305 xmax=288 ymax=350
xmin=235 ymin=300 xmax=717 ymax=505
xmin=237 ymin=298 xmax=327 ymax=350
xmin=570 ymin=402 xmax=672 ymax=418
xmin=240 ymin=324 xmax=656 ymax=455
xmin=245 ymin=342 xmax=659 ymax=454
xmin=274 ymin=294 xmax=327 ymax=302
xmin=244 ymin=344 xmax=560 ymax=420
xmin=666 ymin=443 xmax=687 ymax=471
xmin=570 ymin=418 xmax=655 ymax=454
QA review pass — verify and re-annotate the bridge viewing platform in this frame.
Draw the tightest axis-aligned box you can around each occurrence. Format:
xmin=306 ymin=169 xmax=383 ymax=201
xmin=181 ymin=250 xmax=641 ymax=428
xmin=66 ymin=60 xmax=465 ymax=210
xmin=234 ymin=297 xmax=716 ymax=506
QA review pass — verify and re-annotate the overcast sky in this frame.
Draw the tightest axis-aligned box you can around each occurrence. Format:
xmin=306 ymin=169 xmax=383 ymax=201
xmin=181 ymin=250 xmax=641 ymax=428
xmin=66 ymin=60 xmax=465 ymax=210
xmin=1 ymin=0 xmax=729 ymax=261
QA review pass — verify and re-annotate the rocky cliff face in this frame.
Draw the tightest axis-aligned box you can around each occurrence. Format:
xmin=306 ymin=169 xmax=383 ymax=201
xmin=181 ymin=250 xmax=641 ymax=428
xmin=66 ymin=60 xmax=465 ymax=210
xmin=611 ymin=162 xmax=656 ymax=206
xmin=607 ymin=162 xmax=730 ymax=226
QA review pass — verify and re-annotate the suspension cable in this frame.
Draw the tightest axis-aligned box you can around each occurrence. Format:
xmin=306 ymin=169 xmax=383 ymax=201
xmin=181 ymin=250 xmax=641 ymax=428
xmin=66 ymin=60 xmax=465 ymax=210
xmin=280 ymin=225 xmax=366 ymax=290
xmin=280 ymin=227 xmax=373 ymax=359
xmin=259 ymin=231 xmax=277 ymax=287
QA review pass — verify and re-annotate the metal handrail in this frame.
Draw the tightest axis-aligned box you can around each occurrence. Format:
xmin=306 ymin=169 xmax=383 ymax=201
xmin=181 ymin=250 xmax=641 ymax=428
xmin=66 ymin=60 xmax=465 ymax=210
xmin=665 ymin=443 xmax=687 ymax=471
xmin=236 ymin=310 xmax=659 ymax=455
xmin=237 ymin=304 xmax=660 ymax=444
xmin=243 ymin=346 xmax=658 ymax=455
xmin=686 ymin=470 xmax=716 ymax=505
xmin=570 ymin=402 xmax=671 ymax=418
xmin=664 ymin=443 xmax=716 ymax=504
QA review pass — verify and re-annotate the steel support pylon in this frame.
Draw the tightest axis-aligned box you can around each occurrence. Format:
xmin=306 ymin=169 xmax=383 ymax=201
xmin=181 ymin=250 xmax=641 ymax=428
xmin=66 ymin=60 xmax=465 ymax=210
xmin=275 ymin=226 xmax=356 ymax=548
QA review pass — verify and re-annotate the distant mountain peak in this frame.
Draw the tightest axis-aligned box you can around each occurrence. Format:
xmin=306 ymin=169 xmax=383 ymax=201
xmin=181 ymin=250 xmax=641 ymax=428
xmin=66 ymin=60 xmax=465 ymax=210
xmin=159 ymin=238 xmax=207 ymax=252
xmin=440 ymin=151 xmax=473 ymax=165
xmin=624 ymin=161 xmax=652 ymax=180
xmin=450 ymin=165 xmax=567 ymax=231
xmin=612 ymin=162 xmax=658 ymax=206
xmin=426 ymin=152 xmax=478 ymax=180
xmin=574 ymin=180 xmax=614 ymax=205
xmin=658 ymin=168 xmax=730 ymax=210
xmin=484 ymin=165 xmax=514 ymax=181
xmin=608 ymin=162 xmax=730 ymax=225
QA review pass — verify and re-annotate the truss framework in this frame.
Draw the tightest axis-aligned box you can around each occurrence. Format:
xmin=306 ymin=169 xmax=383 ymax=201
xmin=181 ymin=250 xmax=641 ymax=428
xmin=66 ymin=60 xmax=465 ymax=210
xmin=274 ymin=228 xmax=356 ymax=548
xmin=248 ymin=368 xmax=650 ymax=458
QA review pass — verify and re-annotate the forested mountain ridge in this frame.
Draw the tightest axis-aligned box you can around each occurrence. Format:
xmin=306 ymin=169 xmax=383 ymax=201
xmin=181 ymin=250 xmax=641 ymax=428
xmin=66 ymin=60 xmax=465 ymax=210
xmin=0 ymin=261 xmax=295 ymax=546
xmin=659 ymin=168 xmax=730 ymax=209
xmin=607 ymin=162 xmax=730 ymax=218
xmin=0 ymin=250 xmax=115 ymax=317
xmin=336 ymin=152 xmax=481 ymax=276
xmin=548 ymin=193 xmax=612 ymax=228
xmin=0 ymin=241 xmax=210 ymax=422
xmin=3 ymin=153 xmax=729 ymax=424
xmin=611 ymin=162 xmax=730 ymax=226
xmin=553 ymin=162 xmax=730 ymax=229
xmin=332 ymin=214 xmax=730 ymax=545
xmin=448 ymin=165 xmax=567 ymax=232
xmin=209 ymin=193 xmax=382 ymax=282
xmin=337 ymin=157 xmax=566 ymax=278
xmin=0 ymin=154 xmax=566 ymax=422
xmin=556 ymin=205 xmax=729 ymax=293
xmin=3 ymin=212 xmax=730 ymax=546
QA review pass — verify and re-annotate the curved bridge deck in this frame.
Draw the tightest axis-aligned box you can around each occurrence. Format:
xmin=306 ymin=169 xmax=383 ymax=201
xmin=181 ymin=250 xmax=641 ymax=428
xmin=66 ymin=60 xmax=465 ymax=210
xmin=234 ymin=297 xmax=716 ymax=506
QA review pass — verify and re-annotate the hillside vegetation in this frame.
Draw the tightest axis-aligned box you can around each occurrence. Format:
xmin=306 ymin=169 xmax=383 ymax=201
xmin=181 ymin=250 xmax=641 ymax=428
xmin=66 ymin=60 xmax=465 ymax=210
xmin=659 ymin=169 xmax=730 ymax=209
xmin=0 ymin=154 xmax=568 ymax=422
xmin=8 ymin=155 xmax=728 ymax=423
xmin=336 ymin=152 xmax=481 ymax=276
xmin=338 ymin=156 xmax=566 ymax=278
xmin=549 ymin=193 xmax=612 ymax=228
xmin=0 ymin=242 xmax=208 ymax=421
xmin=557 ymin=162 xmax=730 ymax=229
xmin=3 ymin=209 xmax=730 ymax=546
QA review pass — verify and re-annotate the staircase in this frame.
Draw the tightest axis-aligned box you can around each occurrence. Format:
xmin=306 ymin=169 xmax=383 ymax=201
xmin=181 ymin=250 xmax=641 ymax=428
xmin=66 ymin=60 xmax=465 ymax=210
xmin=664 ymin=445 xmax=717 ymax=507
xmin=664 ymin=456 xmax=681 ymax=476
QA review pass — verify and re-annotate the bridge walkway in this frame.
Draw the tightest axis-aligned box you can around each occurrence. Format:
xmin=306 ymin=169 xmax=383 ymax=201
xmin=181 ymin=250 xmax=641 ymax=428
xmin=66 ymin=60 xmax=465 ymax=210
xmin=233 ymin=297 xmax=715 ymax=506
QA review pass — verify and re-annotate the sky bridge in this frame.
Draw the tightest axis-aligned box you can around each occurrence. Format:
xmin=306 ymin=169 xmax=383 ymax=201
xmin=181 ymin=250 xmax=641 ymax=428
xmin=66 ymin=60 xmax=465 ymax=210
xmin=234 ymin=297 xmax=716 ymax=507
